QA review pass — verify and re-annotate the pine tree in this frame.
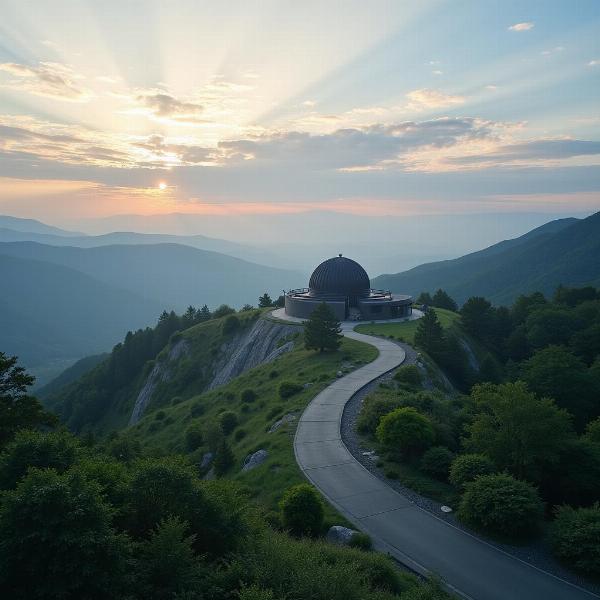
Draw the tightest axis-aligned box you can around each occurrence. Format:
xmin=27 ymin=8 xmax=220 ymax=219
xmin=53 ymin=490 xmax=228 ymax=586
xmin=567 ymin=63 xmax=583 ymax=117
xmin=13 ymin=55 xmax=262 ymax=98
xmin=417 ymin=292 xmax=433 ymax=306
xmin=258 ymin=293 xmax=273 ymax=308
xmin=432 ymin=289 xmax=458 ymax=312
xmin=197 ymin=305 xmax=211 ymax=323
xmin=304 ymin=302 xmax=342 ymax=352
xmin=414 ymin=309 xmax=445 ymax=356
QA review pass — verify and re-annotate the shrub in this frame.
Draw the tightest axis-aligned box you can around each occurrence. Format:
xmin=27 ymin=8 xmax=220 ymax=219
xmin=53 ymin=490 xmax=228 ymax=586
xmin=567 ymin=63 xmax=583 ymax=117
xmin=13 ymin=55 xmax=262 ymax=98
xmin=458 ymin=473 xmax=543 ymax=537
xmin=219 ymin=411 xmax=238 ymax=435
xmin=420 ymin=446 xmax=454 ymax=480
xmin=234 ymin=428 xmax=247 ymax=442
xmin=449 ymin=453 xmax=495 ymax=489
xmin=223 ymin=315 xmax=240 ymax=334
xmin=185 ymin=422 xmax=204 ymax=452
xmin=279 ymin=484 xmax=324 ymax=536
xmin=0 ymin=429 xmax=79 ymax=489
xmin=190 ymin=402 xmax=204 ymax=417
xmin=550 ymin=504 xmax=600 ymax=574
xmin=376 ymin=407 xmax=434 ymax=459
xmin=356 ymin=395 xmax=403 ymax=435
xmin=269 ymin=370 xmax=279 ymax=379
xmin=394 ymin=365 xmax=421 ymax=387
xmin=584 ymin=417 xmax=600 ymax=445
xmin=241 ymin=388 xmax=258 ymax=403
xmin=155 ymin=410 xmax=166 ymax=420
xmin=213 ymin=439 xmax=235 ymax=476
xmin=279 ymin=381 xmax=303 ymax=399
xmin=384 ymin=466 xmax=400 ymax=479
xmin=349 ymin=532 xmax=372 ymax=551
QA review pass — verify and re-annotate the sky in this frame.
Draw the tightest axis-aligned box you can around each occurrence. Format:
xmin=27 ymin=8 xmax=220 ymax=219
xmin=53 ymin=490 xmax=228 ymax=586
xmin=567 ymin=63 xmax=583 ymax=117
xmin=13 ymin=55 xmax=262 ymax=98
xmin=0 ymin=0 xmax=599 ymax=228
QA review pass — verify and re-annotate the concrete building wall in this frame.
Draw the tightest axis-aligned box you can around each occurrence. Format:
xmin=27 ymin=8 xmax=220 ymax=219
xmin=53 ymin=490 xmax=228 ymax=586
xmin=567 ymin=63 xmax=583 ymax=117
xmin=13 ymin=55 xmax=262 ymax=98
xmin=358 ymin=300 xmax=412 ymax=320
xmin=285 ymin=295 xmax=347 ymax=320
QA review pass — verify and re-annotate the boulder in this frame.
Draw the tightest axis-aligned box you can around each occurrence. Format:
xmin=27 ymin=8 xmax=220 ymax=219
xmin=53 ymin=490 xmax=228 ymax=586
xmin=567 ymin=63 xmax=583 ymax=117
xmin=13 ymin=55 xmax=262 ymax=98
xmin=268 ymin=413 xmax=296 ymax=433
xmin=326 ymin=525 xmax=358 ymax=546
xmin=242 ymin=449 xmax=269 ymax=472
xmin=200 ymin=452 xmax=213 ymax=469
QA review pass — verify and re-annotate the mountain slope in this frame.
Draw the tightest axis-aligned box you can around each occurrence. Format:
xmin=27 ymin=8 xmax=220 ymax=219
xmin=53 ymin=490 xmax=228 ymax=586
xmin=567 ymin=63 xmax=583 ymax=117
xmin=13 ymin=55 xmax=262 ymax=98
xmin=0 ymin=254 xmax=162 ymax=371
xmin=0 ymin=241 xmax=302 ymax=311
xmin=372 ymin=214 xmax=599 ymax=305
xmin=0 ymin=215 xmax=82 ymax=236
xmin=0 ymin=227 xmax=282 ymax=268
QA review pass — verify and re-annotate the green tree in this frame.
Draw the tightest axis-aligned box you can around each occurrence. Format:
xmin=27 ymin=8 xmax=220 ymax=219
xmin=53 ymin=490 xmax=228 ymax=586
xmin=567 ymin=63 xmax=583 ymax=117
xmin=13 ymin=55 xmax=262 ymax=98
xmin=213 ymin=304 xmax=236 ymax=319
xmin=570 ymin=322 xmax=600 ymax=365
xmin=431 ymin=289 xmax=458 ymax=312
xmin=0 ymin=429 xmax=79 ymax=489
xmin=185 ymin=422 xmax=204 ymax=451
xmin=223 ymin=314 xmax=240 ymax=334
xmin=458 ymin=473 xmax=543 ymax=538
xmin=460 ymin=296 xmax=494 ymax=340
xmin=416 ymin=292 xmax=433 ymax=306
xmin=0 ymin=468 xmax=130 ymax=599
xmin=465 ymin=382 xmax=575 ymax=482
xmin=137 ymin=517 xmax=204 ymax=599
xmin=241 ymin=303 xmax=255 ymax=312
xmin=525 ymin=307 xmax=581 ymax=349
xmin=511 ymin=292 xmax=547 ymax=325
xmin=197 ymin=304 xmax=212 ymax=322
xmin=585 ymin=417 xmax=600 ymax=445
xmin=304 ymin=302 xmax=342 ymax=352
xmin=213 ymin=439 xmax=235 ymax=476
xmin=449 ymin=453 xmax=495 ymax=489
xmin=219 ymin=411 xmax=238 ymax=435
xmin=413 ymin=309 xmax=445 ymax=356
xmin=258 ymin=293 xmax=273 ymax=308
xmin=419 ymin=446 xmax=454 ymax=480
xmin=183 ymin=305 xmax=197 ymax=327
xmin=520 ymin=346 xmax=597 ymax=427
xmin=550 ymin=504 xmax=600 ymax=575
xmin=376 ymin=407 xmax=435 ymax=459
xmin=279 ymin=483 xmax=324 ymax=537
xmin=0 ymin=353 xmax=56 ymax=449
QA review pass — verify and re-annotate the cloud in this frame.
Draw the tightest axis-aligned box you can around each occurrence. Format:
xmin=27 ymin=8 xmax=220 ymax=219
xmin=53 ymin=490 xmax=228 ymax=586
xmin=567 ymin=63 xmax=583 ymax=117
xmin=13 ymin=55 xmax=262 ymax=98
xmin=405 ymin=88 xmax=465 ymax=111
xmin=588 ymin=59 xmax=600 ymax=67
xmin=508 ymin=22 xmax=534 ymax=32
xmin=0 ymin=62 xmax=89 ymax=101
xmin=136 ymin=92 xmax=206 ymax=123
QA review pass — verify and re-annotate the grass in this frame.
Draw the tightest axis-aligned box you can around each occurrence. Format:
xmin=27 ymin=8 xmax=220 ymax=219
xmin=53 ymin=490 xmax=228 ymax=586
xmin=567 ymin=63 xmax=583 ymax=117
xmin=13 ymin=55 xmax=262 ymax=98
xmin=127 ymin=331 xmax=378 ymax=523
xmin=355 ymin=307 xmax=459 ymax=344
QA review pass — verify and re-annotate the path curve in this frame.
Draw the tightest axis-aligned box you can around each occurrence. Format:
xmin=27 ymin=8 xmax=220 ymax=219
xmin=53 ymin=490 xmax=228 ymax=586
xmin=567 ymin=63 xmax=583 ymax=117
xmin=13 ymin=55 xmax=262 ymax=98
xmin=292 ymin=320 xmax=597 ymax=600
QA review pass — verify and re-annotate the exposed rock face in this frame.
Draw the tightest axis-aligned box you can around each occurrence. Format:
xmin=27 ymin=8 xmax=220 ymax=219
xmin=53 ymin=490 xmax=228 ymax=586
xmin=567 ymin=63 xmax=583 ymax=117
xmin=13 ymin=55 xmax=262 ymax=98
xmin=268 ymin=413 xmax=296 ymax=433
xmin=208 ymin=317 xmax=298 ymax=390
xmin=459 ymin=338 xmax=480 ymax=372
xmin=326 ymin=525 xmax=358 ymax=546
xmin=129 ymin=339 xmax=188 ymax=425
xmin=200 ymin=452 xmax=213 ymax=469
xmin=242 ymin=449 xmax=269 ymax=471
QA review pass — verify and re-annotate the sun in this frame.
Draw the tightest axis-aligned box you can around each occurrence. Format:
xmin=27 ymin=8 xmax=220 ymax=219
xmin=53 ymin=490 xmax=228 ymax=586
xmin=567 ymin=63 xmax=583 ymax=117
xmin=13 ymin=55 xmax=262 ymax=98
xmin=158 ymin=182 xmax=167 ymax=190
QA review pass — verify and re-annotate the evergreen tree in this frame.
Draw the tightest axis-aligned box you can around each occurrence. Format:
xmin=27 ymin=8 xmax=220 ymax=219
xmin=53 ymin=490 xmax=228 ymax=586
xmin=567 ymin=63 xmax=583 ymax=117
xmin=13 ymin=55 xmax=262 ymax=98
xmin=416 ymin=292 xmax=433 ymax=306
xmin=304 ymin=302 xmax=342 ymax=352
xmin=258 ymin=293 xmax=273 ymax=308
xmin=432 ymin=289 xmax=458 ymax=312
xmin=197 ymin=304 xmax=212 ymax=322
xmin=414 ymin=309 xmax=445 ymax=356
xmin=183 ymin=306 xmax=196 ymax=327
xmin=214 ymin=439 xmax=234 ymax=476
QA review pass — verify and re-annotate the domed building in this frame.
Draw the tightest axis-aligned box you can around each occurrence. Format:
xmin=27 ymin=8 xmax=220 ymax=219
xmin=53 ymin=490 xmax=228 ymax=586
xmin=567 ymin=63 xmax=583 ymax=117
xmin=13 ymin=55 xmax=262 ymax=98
xmin=285 ymin=255 xmax=413 ymax=321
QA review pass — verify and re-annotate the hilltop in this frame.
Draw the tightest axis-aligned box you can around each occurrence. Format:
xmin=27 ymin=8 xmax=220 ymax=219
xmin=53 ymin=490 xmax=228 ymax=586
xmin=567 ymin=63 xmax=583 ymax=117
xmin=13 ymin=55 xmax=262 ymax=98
xmin=372 ymin=213 xmax=600 ymax=305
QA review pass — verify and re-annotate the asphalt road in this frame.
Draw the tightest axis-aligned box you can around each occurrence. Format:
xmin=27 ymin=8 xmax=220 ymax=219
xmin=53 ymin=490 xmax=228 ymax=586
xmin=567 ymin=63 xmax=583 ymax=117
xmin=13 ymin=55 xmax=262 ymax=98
xmin=293 ymin=323 xmax=598 ymax=600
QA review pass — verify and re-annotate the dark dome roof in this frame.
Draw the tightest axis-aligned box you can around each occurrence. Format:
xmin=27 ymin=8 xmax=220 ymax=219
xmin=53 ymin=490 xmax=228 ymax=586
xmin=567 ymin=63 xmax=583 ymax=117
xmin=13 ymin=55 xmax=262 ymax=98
xmin=309 ymin=255 xmax=370 ymax=297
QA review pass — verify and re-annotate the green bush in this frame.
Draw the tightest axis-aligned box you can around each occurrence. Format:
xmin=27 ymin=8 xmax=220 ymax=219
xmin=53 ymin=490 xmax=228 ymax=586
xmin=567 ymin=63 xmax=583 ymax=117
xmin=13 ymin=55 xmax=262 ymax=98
xmin=223 ymin=314 xmax=241 ymax=334
xmin=241 ymin=388 xmax=258 ymax=403
xmin=213 ymin=439 xmax=235 ymax=476
xmin=584 ymin=417 xmax=600 ymax=445
xmin=376 ymin=407 xmax=434 ymax=459
xmin=219 ymin=411 xmax=238 ymax=435
xmin=394 ymin=365 xmax=421 ymax=387
xmin=458 ymin=473 xmax=543 ymax=537
xmin=383 ymin=466 xmax=400 ymax=479
xmin=185 ymin=422 xmax=204 ymax=451
xmin=420 ymin=446 xmax=454 ymax=480
xmin=279 ymin=484 xmax=324 ymax=537
xmin=0 ymin=430 xmax=79 ymax=490
xmin=269 ymin=370 xmax=279 ymax=379
xmin=190 ymin=402 xmax=204 ymax=417
xmin=155 ymin=410 xmax=166 ymax=420
xmin=356 ymin=395 xmax=403 ymax=435
xmin=449 ymin=453 xmax=495 ymax=489
xmin=279 ymin=381 xmax=303 ymax=399
xmin=234 ymin=428 xmax=247 ymax=442
xmin=349 ymin=532 xmax=373 ymax=551
xmin=550 ymin=504 xmax=600 ymax=574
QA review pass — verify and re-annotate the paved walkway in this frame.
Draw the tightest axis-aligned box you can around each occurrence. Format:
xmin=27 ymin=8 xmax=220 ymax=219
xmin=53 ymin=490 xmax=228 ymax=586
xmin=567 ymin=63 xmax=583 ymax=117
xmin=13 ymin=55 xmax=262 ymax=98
xmin=290 ymin=320 xmax=597 ymax=600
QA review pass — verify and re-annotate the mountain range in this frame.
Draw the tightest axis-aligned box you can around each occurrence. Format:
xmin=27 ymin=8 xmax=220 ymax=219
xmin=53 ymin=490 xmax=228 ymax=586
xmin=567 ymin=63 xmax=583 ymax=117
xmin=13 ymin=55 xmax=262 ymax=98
xmin=372 ymin=212 xmax=600 ymax=305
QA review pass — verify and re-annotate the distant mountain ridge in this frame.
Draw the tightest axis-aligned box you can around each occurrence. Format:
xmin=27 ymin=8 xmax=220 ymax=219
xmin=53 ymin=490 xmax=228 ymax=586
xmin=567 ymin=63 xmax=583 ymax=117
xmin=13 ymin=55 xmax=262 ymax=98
xmin=372 ymin=213 xmax=600 ymax=305
xmin=0 ymin=215 xmax=83 ymax=236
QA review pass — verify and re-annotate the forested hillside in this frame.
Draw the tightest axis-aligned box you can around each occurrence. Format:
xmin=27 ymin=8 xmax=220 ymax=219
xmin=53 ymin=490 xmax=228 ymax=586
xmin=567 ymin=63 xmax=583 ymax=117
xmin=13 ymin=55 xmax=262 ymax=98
xmin=372 ymin=212 xmax=600 ymax=305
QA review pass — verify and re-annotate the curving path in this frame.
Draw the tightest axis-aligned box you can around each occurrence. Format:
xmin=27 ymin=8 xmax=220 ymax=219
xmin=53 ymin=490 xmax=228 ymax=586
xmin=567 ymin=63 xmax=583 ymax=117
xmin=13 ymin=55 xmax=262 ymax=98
xmin=290 ymin=319 xmax=598 ymax=600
